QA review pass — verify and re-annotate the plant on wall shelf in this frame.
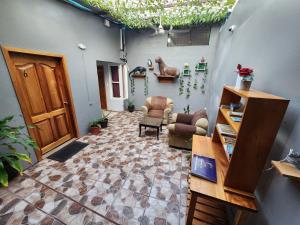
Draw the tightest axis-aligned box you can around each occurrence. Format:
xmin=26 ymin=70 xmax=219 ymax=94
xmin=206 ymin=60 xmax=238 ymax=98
xmin=182 ymin=63 xmax=191 ymax=77
xmin=144 ymin=75 xmax=149 ymax=96
xmin=184 ymin=105 xmax=190 ymax=114
xmin=0 ymin=116 xmax=37 ymax=187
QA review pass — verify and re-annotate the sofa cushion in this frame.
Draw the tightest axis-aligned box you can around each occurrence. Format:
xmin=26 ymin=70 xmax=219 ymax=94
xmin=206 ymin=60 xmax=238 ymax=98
xmin=176 ymin=113 xmax=193 ymax=124
xmin=148 ymin=109 xmax=164 ymax=118
xmin=192 ymin=110 xmax=207 ymax=126
xmin=150 ymin=96 xmax=167 ymax=110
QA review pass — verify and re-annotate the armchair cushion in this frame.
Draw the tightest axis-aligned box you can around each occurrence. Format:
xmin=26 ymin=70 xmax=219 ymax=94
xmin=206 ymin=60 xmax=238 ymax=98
xmin=175 ymin=113 xmax=194 ymax=124
xmin=168 ymin=123 xmax=196 ymax=136
xmin=148 ymin=109 xmax=164 ymax=118
xmin=150 ymin=96 xmax=167 ymax=110
xmin=192 ymin=110 xmax=208 ymax=126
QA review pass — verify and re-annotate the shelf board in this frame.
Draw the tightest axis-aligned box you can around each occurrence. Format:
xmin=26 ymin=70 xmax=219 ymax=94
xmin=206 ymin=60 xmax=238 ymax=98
xmin=190 ymin=136 xmax=257 ymax=212
xmin=224 ymin=86 xmax=286 ymax=100
xmin=215 ymin=126 xmax=230 ymax=162
xmin=219 ymin=108 xmax=241 ymax=133
xmin=156 ymin=75 xmax=178 ymax=83
xmin=272 ymin=161 xmax=300 ymax=179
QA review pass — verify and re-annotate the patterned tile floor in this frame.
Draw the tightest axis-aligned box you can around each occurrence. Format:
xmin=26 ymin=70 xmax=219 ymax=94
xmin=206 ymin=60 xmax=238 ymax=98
xmin=0 ymin=111 xmax=191 ymax=225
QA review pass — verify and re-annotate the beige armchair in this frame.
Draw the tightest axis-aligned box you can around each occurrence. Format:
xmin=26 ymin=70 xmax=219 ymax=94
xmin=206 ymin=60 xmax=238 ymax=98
xmin=167 ymin=110 xmax=208 ymax=149
xmin=141 ymin=96 xmax=173 ymax=124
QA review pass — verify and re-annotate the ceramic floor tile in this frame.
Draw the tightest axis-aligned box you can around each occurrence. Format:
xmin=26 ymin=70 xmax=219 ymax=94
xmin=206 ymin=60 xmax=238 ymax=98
xmin=143 ymin=197 xmax=180 ymax=225
xmin=106 ymin=188 xmax=149 ymax=224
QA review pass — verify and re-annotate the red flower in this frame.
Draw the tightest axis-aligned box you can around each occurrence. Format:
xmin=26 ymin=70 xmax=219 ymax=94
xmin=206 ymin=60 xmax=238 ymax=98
xmin=236 ymin=64 xmax=253 ymax=76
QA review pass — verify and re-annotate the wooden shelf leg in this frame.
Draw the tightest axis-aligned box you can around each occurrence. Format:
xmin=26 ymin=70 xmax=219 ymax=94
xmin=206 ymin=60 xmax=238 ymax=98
xmin=234 ymin=209 xmax=249 ymax=225
xmin=186 ymin=191 xmax=198 ymax=225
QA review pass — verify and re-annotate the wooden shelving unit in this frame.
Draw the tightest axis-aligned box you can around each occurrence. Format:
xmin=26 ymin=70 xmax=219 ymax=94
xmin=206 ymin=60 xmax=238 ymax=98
xmin=212 ymin=86 xmax=289 ymax=195
xmin=272 ymin=161 xmax=300 ymax=179
xmin=188 ymin=86 xmax=289 ymax=225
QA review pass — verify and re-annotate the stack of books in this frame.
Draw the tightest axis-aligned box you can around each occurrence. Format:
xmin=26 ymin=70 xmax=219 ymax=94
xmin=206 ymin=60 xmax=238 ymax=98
xmin=227 ymin=111 xmax=244 ymax=123
xmin=216 ymin=123 xmax=237 ymax=137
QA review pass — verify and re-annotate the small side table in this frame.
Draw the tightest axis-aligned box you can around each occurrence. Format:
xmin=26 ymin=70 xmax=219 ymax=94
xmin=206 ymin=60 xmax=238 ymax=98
xmin=139 ymin=116 xmax=163 ymax=140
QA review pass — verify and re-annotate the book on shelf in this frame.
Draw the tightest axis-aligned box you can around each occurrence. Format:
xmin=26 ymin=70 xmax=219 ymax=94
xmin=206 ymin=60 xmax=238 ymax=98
xmin=191 ymin=154 xmax=217 ymax=183
xmin=227 ymin=111 xmax=244 ymax=117
xmin=230 ymin=116 xmax=242 ymax=122
xmin=217 ymin=123 xmax=237 ymax=137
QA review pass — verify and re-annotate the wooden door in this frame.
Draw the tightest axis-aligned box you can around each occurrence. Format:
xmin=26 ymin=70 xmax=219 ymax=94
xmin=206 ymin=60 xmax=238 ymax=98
xmin=2 ymin=47 xmax=79 ymax=159
xmin=97 ymin=65 xmax=107 ymax=109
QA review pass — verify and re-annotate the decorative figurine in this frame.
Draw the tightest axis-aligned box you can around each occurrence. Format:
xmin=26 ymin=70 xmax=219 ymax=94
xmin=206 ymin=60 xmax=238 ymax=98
xmin=147 ymin=59 xmax=154 ymax=70
xmin=154 ymin=56 xmax=180 ymax=77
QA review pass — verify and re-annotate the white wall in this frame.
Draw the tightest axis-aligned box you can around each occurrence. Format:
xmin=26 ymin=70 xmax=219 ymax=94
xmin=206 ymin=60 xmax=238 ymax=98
xmin=126 ymin=27 xmax=220 ymax=114
xmin=207 ymin=0 xmax=300 ymax=224
xmin=0 ymin=0 xmax=121 ymax=164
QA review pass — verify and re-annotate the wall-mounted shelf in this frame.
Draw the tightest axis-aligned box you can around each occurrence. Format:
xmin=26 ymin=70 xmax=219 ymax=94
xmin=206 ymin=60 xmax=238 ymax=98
xmin=156 ymin=75 xmax=178 ymax=83
xmin=272 ymin=161 xmax=300 ymax=180
xmin=131 ymin=74 xmax=146 ymax=79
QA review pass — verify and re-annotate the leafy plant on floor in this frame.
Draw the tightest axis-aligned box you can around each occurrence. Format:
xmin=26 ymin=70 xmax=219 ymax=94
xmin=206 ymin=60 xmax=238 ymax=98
xmin=0 ymin=116 xmax=37 ymax=187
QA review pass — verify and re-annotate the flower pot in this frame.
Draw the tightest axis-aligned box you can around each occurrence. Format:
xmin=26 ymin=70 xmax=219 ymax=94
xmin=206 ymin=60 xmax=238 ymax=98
xmin=240 ymin=80 xmax=252 ymax=91
xmin=235 ymin=76 xmax=252 ymax=91
xmin=89 ymin=126 xmax=101 ymax=135
xmin=128 ymin=105 xmax=135 ymax=112
xmin=98 ymin=118 xmax=108 ymax=128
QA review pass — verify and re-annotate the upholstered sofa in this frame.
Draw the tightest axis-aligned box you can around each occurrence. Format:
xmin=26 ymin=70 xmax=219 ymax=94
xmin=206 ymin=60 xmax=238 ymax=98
xmin=167 ymin=110 xmax=208 ymax=149
xmin=141 ymin=96 xmax=173 ymax=124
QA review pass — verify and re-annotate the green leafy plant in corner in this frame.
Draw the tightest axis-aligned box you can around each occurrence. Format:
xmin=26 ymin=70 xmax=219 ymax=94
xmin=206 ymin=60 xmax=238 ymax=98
xmin=0 ymin=116 xmax=37 ymax=187
xmin=97 ymin=111 xmax=111 ymax=123
xmin=89 ymin=120 xmax=99 ymax=128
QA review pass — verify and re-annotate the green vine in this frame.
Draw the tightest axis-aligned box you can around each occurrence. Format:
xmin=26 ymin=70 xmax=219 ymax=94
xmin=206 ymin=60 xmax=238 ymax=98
xmin=85 ymin=0 xmax=235 ymax=29
xmin=193 ymin=78 xmax=198 ymax=90
xmin=130 ymin=76 xmax=135 ymax=96
xmin=144 ymin=75 xmax=149 ymax=96
xmin=179 ymin=75 xmax=184 ymax=95
xmin=184 ymin=105 xmax=190 ymax=114
xmin=186 ymin=78 xmax=191 ymax=99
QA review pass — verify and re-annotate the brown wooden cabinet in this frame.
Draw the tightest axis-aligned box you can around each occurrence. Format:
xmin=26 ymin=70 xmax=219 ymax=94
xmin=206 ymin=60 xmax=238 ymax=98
xmin=212 ymin=86 xmax=289 ymax=194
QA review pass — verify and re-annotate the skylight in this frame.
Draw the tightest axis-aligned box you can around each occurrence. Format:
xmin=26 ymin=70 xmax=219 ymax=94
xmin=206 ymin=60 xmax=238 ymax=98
xmin=84 ymin=0 xmax=236 ymax=28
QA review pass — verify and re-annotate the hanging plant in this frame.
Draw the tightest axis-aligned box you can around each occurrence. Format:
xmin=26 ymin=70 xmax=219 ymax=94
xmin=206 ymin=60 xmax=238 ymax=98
xmin=193 ymin=78 xmax=198 ymax=90
xmin=130 ymin=76 xmax=135 ymax=96
xmin=144 ymin=75 xmax=149 ymax=96
xmin=200 ymin=68 xmax=208 ymax=94
xmin=86 ymin=0 xmax=235 ymax=29
xmin=178 ymin=75 xmax=184 ymax=95
xmin=186 ymin=79 xmax=191 ymax=99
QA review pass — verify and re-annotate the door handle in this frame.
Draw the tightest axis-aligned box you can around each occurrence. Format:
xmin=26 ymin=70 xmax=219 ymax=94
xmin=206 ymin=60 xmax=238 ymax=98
xmin=63 ymin=101 xmax=69 ymax=105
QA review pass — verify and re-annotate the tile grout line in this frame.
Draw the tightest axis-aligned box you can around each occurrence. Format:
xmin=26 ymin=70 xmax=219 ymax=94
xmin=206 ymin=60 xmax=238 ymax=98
xmin=26 ymin=175 xmax=120 ymax=225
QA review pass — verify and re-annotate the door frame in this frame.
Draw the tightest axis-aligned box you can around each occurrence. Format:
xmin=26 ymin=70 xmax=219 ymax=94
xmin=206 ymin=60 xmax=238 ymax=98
xmin=1 ymin=46 xmax=80 ymax=161
xmin=97 ymin=65 xmax=107 ymax=109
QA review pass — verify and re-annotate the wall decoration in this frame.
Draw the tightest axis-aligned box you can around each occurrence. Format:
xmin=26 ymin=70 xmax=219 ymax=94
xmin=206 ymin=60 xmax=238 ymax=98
xmin=195 ymin=57 xmax=207 ymax=72
xmin=129 ymin=66 xmax=147 ymax=96
xmin=182 ymin=63 xmax=191 ymax=76
xmin=154 ymin=56 xmax=180 ymax=83
xmin=235 ymin=64 xmax=254 ymax=91
xmin=129 ymin=66 xmax=146 ymax=78
xmin=147 ymin=59 xmax=154 ymax=71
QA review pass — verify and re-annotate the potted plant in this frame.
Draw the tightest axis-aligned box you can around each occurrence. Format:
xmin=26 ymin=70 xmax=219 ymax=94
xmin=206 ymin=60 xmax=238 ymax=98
xmin=0 ymin=116 xmax=37 ymax=187
xmin=127 ymin=99 xmax=135 ymax=112
xmin=97 ymin=111 xmax=110 ymax=128
xmin=89 ymin=120 xmax=101 ymax=135
xmin=236 ymin=64 xmax=254 ymax=91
